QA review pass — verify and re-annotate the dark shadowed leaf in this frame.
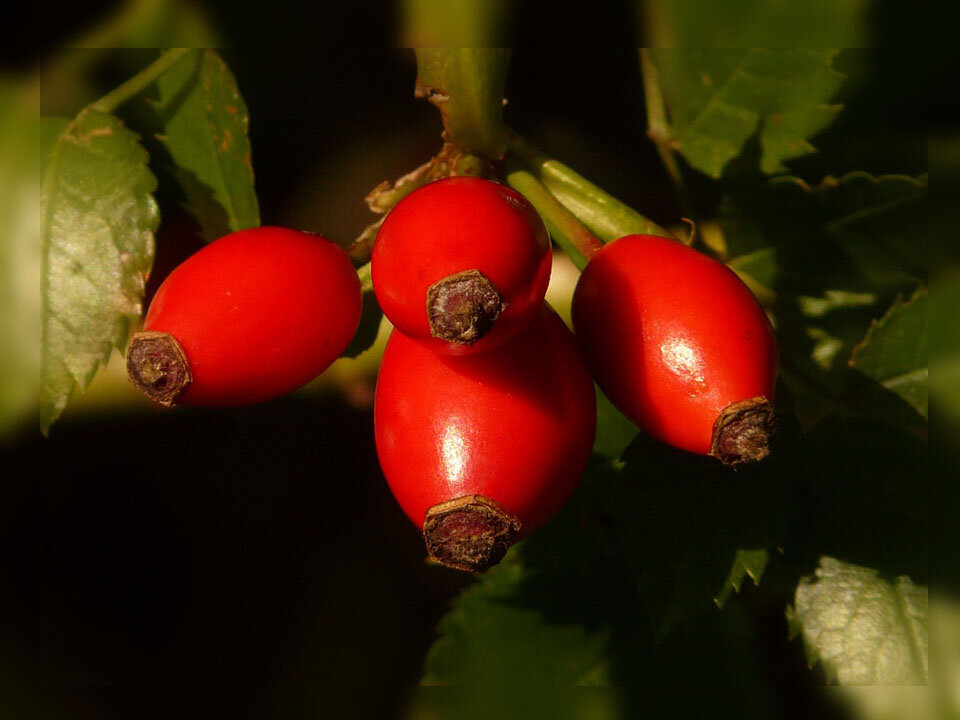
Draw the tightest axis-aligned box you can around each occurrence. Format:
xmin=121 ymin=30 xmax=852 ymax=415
xmin=39 ymin=108 xmax=158 ymax=430
xmin=715 ymin=549 xmax=771 ymax=609
xmin=148 ymin=48 xmax=259 ymax=240
xmin=724 ymin=172 xmax=927 ymax=294
xmin=645 ymin=0 xmax=868 ymax=47
xmin=721 ymin=172 xmax=927 ymax=426
xmin=850 ymin=288 xmax=928 ymax=421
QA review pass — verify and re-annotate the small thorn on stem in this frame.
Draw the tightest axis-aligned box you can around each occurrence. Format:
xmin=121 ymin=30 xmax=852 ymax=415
xmin=710 ymin=397 xmax=776 ymax=468
xmin=126 ymin=331 xmax=192 ymax=407
xmin=426 ymin=269 xmax=505 ymax=345
xmin=423 ymin=494 xmax=521 ymax=572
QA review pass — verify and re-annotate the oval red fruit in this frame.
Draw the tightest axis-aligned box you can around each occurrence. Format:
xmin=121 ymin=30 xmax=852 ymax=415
xmin=371 ymin=177 xmax=552 ymax=355
xmin=572 ymin=234 xmax=777 ymax=465
xmin=374 ymin=305 xmax=596 ymax=570
xmin=127 ymin=226 xmax=362 ymax=407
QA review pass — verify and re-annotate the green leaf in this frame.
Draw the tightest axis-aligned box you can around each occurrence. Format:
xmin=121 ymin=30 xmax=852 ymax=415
xmin=648 ymin=49 xmax=844 ymax=178
xmin=39 ymin=108 xmax=159 ymax=431
xmin=722 ymin=172 xmax=927 ymax=425
xmin=929 ymin=270 xmax=960 ymax=422
xmin=613 ymin=427 xmax=794 ymax=636
xmin=724 ymin=172 xmax=928 ymax=292
xmin=792 ymin=556 xmax=928 ymax=685
xmin=148 ymin=48 xmax=259 ymax=240
xmin=414 ymin=49 xmax=511 ymax=158
xmin=714 ymin=549 xmax=770 ymax=609
xmin=850 ymin=288 xmax=928 ymax=421
xmin=420 ymin=461 xmax=772 ymax=693
xmin=423 ymin=559 xmax=612 ymax=685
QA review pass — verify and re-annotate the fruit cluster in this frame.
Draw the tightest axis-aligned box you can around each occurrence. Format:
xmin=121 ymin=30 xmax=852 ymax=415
xmin=127 ymin=177 xmax=777 ymax=572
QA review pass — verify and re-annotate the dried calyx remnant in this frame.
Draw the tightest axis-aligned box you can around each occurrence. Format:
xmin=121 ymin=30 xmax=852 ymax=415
xmin=710 ymin=396 xmax=776 ymax=468
xmin=423 ymin=494 xmax=521 ymax=572
xmin=126 ymin=331 xmax=192 ymax=406
xmin=427 ymin=269 xmax=505 ymax=344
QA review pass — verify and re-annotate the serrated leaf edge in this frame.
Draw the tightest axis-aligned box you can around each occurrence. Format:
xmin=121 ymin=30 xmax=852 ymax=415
xmin=39 ymin=108 xmax=157 ymax=431
xmin=791 ymin=559 xmax=929 ymax=685
xmin=849 ymin=285 xmax=928 ymax=368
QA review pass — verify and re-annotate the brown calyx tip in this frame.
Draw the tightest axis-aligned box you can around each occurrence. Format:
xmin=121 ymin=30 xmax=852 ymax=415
xmin=710 ymin=397 xmax=776 ymax=468
xmin=126 ymin=331 xmax=192 ymax=407
xmin=423 ymin=494 xmax=521 ymax=572
xmin=426 ymin=269 xmax=505 ymax=345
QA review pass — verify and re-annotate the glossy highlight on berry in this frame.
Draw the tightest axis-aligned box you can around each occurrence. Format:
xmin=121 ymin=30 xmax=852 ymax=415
xmin=127 ymin=226 xmax=362 ymax=407
xmin=374 ymin=304 xmax=596 ymax=570
xmin=371 ymin=176 xmax=552 ymax=355
xmin=572 ymin=234 xmax=778 ymax=465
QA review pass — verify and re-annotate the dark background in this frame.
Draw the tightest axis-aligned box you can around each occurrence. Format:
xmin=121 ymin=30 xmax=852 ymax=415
xmin=4 ymin=4 xmax=933 ymax=717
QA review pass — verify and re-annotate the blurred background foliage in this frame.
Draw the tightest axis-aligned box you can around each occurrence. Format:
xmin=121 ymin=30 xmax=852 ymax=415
xmin=0 ymin=0 xmax=946 ymax=717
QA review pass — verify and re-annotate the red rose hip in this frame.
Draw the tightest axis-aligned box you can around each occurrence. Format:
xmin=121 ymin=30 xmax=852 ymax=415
xmin=572 ymin=234 xmax=777 ymax=466
xmin=374 ymin=305 xmax=596 ymax=571
xmin=371 ymin=177 xmax=552 ymax=355
xmin=127 ymin=226 xmax=362 ymax=407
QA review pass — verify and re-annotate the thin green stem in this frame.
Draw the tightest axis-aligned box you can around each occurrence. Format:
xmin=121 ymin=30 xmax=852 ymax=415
xmin=504 ymin=158 xmax=603 ymax=271
xmin=639 ymin=49 xmax=696 ymax=224
xmin=90 ymin=47 xmax=194 ymax=114
xmin=507 ymin=131 xmax=671 ymax=241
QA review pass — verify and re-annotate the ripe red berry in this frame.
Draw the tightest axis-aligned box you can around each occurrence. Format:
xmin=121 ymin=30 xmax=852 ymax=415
xmin=126 ymin=226 xmax=362 ymax=407
xmin=371 ymin=177 xmax=551 ymax=355
xmin=374 ymin=305 xmax=596 ymax=571
xmin=572 ymin=234 xmax=777 ymax=466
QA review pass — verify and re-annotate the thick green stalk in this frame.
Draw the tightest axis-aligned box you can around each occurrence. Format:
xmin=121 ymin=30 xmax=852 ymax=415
xmin=414 ymin=49 xmax=511 ymax=158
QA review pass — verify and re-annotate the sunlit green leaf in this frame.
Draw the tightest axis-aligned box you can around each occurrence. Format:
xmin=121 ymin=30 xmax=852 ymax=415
xmin=648 ymin=49 xmax=844 ymax=178
xmin=39 ymin=108 xmax=158 ymax=430
xmin=791 ymin=556 xmax=928 ymax=685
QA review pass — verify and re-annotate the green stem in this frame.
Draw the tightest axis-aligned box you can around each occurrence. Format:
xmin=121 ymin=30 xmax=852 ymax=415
xmin=504 ymin=158 xmax=603 ymax=271
xmin=639 ymin=49 xmax=696 ymax=223
xmin=506 ymin=131 xmax=671 ymax=242
xmin=414 ymin=48 xmax=511 ymax=158
xmin=90 ymin=48 xmax=194 ymax=114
